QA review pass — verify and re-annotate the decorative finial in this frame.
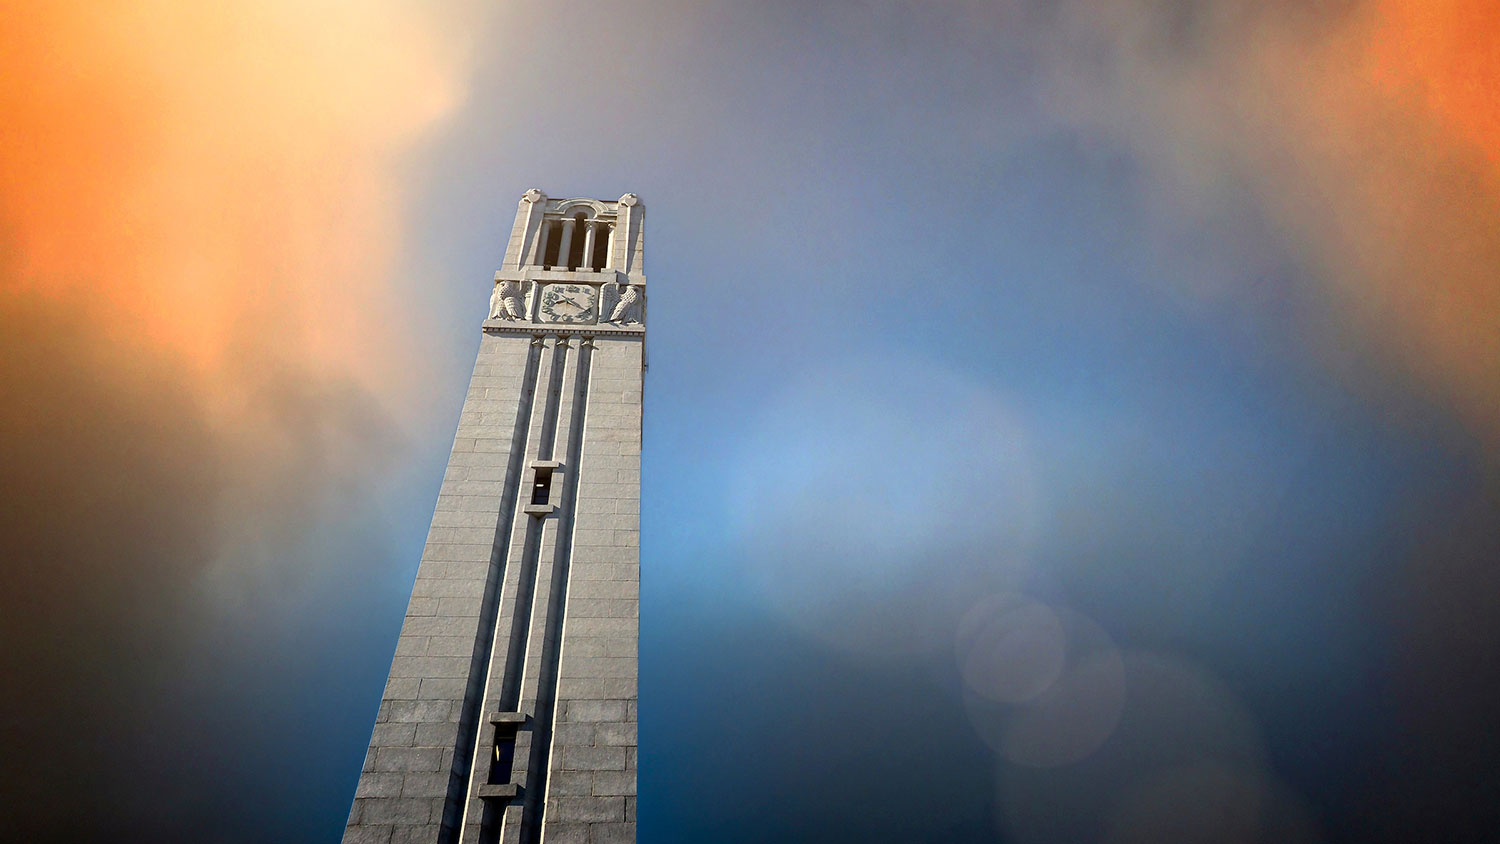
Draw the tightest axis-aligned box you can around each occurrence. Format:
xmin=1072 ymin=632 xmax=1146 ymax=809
xmin=617 ymin=193 xmax=639 ymax=207
xmin=522 ymin=188 xmax=545 ymax=203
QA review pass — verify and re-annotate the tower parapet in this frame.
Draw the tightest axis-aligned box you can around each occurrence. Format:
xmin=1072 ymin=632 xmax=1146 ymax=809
xmin=486 ymin=191 xmax=646 ymax=335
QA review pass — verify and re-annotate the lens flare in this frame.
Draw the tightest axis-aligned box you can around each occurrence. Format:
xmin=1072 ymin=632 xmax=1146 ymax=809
xmin=956 ymin=594 xmax=1068 ymax=704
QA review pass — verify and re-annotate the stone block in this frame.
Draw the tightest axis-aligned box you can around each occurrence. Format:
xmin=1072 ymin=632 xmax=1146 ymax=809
xmin=565 ymin=700 xmax=626 ymax=722
xmin=595 ymin=722 xmax=636 ymax=747
xmin=387 ymin=825 xmax=431 ymax=844
xmin=355 ymin=773 xmax=403 ymax=799
xmin=405 ymin=597 xmax=440 ymax=616
xmin=389 ymin=655 xmax=470 ymax=679
xmin=544 ymin=823 xmax=590 ymax=844
xmin=592 ymin=822 xmax=635 ymax=844
xmin=435 ymin=598 xmax=484 ymax=619
xmin=556 ymin=677 xmax=636 ymax=699
xmin=559 ymin=745 xmax=626 ymax=771
xmin=371 ymin=746 xmax=443 ymax=773
xmin=394 ymin=636 xmax=426 ymax=657
xmin=559 ymin=656 xmax=637 ymax=679
xmin=369 ymin=723 xmax=416 ymax=747
xmin=382 ymin=678 xmax=421 ymax=701
xmin=414 ymin=722 xmax=457 ymax=747
xmin=409 ymin=576 xmax=486 ymax=598
xmin=549 ymin=770 xmax=594 ymax=796
xmin=418 ymin=677 xmax=468 ymax=700
xmin=361 ymin=797 xmax=432 ymax=825
xmin=546 ymin=796 xmax=624 ymax=823
xmin=563 ymin=636 xmax=637 ymax=659
xmin=591 ymin=769 xmax=636 ymax=797
xmin=554 ymin=722 xmax=597 ymax=745
xmin=399 ymin=771 xmax=449 ymax=797
xmin=342 ymin=825 xmax=393 ymax=844
xmin=562 ymin=617 xmax=635 ymax=638
xmin=423 ymin=635 xmax=473 ymax=657
xmin=567 ymin=579 xmax=637 ymax=600
xmin=565 ymin=599 xmax=638 ymax=619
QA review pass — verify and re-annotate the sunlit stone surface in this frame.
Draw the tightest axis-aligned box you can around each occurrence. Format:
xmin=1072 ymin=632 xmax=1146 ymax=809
xmin=343 ymin=191 xmax=644 ymax=844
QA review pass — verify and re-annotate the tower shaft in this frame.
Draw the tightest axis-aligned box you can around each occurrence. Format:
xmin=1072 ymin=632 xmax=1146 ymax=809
xmin=344 ymin=191 xmax=645 ymax=844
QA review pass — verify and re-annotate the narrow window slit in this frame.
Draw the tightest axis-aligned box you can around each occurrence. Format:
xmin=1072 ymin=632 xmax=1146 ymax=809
xmin=531 ymin=470 xmax=552 ymax=506
xmin=489 ymin=725 xmax=518 ymax=785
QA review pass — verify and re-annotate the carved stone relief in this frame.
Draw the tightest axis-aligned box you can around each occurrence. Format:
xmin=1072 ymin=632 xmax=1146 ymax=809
xmin=601 ymin=281 xmax=644 ymax=325
xmin=489 ymin=279 xmax=529 ymax=320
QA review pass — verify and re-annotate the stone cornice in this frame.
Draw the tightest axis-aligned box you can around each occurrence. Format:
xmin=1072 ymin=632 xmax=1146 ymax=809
xmin=481 ymin=319 xmax=645 ymax=338
xmin=494 ymin=267 xmax=647 ymax=286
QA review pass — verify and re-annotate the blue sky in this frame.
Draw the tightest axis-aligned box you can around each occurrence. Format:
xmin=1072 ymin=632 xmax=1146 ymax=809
xmin=4 ymin=2 xmax=1500 ymax=842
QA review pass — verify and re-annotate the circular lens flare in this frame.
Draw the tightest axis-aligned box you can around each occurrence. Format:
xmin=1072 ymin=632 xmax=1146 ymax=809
xmin=963 ymin=604 xmax=1127 ymax=768
xmin=956 ymin=594 xmax=1068 ymax=704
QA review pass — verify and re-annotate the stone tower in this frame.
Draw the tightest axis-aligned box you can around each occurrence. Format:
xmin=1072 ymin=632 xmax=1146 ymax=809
xmin=344 ymin=190 xmax=644 ymax=844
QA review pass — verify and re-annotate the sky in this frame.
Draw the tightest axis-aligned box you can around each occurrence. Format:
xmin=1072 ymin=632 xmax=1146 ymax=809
xmin=3 ymin=1 xmax=1499 ymax=842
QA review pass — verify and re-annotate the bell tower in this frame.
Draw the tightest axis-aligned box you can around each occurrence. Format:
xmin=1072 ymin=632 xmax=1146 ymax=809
xmin=344 ymin=190 xmax=645 ymax=844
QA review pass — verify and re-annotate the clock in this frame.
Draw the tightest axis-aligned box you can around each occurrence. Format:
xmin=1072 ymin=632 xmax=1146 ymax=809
xmin=537 ymin=284 xmax=597 ymax=324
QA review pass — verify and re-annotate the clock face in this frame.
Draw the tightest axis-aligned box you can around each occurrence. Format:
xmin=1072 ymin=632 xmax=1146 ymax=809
xmin=538 ymin=284 xmax=597 ymax=324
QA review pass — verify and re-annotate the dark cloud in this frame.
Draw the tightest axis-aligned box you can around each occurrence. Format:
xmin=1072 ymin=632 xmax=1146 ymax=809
xmin=0 ymin=288 xmax=219 ymax=836
xmin=0 ymin=286 xmax=402 ymax=842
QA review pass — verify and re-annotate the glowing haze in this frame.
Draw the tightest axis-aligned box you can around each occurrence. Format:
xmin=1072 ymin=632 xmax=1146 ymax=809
xmin=0 ymin=0 xmax=464 ymax=381
xmin=4 ymin=1 xmax=1500 ymax=842
xmin=0 ymin=2 xmax=476 ymax=838
xmin=1035 ymin=0 xmax=1500 ymax=447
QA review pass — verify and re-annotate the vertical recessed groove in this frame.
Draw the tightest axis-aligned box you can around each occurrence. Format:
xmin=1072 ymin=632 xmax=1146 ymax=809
xmin=497 ymin=520 xmax=543 ymax=712
xmin=518 ymin=340 xmax=594 ymax=844
xmin=537 ymin=338 xmax=569 ymax=460
xmin=465 ymin=336 xmax=568 ymax=841
xmin=437 ymin=337 xmax=542 ymax=844
xmin=475 ymin=801 xmax=502 ymax=844
xmin=497 ymin=338 xmax=569 ymax=710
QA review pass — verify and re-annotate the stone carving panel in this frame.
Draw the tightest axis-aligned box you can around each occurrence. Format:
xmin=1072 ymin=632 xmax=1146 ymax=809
xmin=601 ymin=281 xmax=644 ymax=325
xmin=489 ymin=278 xmax=529 ymax=320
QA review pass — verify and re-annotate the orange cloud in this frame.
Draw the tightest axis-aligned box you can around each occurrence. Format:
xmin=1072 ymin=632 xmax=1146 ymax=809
xmin=0 ymin=0 xmax=484 ymax=625
xmin=1254 ymin=0 xmax=1500 ymax=447
xmin=1364 ymin=0 xmax=1500 ymax=168
xmin=0 ymin=6 xmax=478 ymax=830
xmin=1042 ymin=0 xmax=1500 ymax=449
xmin=0 ymin=0 xmax=467 ymax=390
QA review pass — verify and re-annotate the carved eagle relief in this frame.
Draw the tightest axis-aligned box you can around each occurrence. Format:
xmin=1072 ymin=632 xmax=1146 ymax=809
xmin=488 ymin=279 xmax=531 ymax=321
xmin=600 ymin=281 xmax=644 ymax=325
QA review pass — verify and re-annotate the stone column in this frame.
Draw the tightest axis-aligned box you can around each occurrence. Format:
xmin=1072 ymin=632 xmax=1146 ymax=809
xmin=554 ymin=219 xmax=575 ymax=270
xmin=530 ymin=221 xmax=551 ymax=268
xmin=581 ymin=221 xmax=598 ymax=271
